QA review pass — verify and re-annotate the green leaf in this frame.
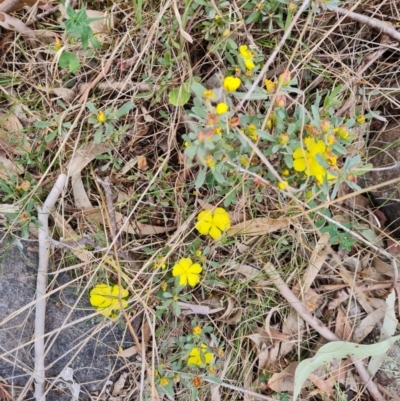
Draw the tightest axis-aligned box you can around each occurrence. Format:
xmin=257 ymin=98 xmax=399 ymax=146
xmin=195 ymin=167 xmax=207 ymax=188
xmin=94 ymin=127 xmax=103 ymax=144
xmin=294 ymin=335 xmax=400 ymax=401
xmin=168 ymin=82 xmax=191 ymax=106
xmin=34 ymin=121 xmax=53 ymax=128
xmin=86 ymin=102 xmax=98 ymax=114
xmin=58 ymin=51 xmax=80 ymax=73
xmin=116 ymin=102 xmax=133 ymax=118
xmin=191 ymin=81 xmax=207 ymax=99
xmin=331 ymin=142 xmax=347 ymax=155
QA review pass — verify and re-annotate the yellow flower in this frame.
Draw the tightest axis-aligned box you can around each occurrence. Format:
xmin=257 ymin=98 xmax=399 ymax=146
xmin=326 ymin=134 xmax=335 ymax=146
xmin=265 ymin=79 xmax=276 ymax=94
xmin=153 ymin=258 xmax=166 ymax=269
xmin=160 ymin=281 xmax=168 ymax=292
xmin=277 ymin=181 xmax=288 ymax=190
xmin=334 ymin=126 xmax=349 ymax=139
xmin=204 ymin=89 xmax=217 ymax=101
xmin=222 ymin=76 xmax=241 ymax=92
xmin=193 ymin=325 xmax=202 ymax=336
xmin=216 ymin=102 xmax=229 ymax=115
xmin=172 ymin=258 xmax=202 ymax=287
xmin=246 ymin=124 xmax=258 ymax=140
xmin=205 ymin=155 xmax=216 ymax=168
xmin=159 ymin=377 xmax=169 ymax=387
xmin=293 ymin=138 xmax=328 ymax=183
xmin=184 ymin=141 xmax=189 ymax=147
xmin=188 ymin=344 xmax=213 ymax=366
xmin=356 ymin=114 xmax=366 ymax=124
xmin=97 ymin=110 xmax=106 ymax=123
xmin=282 ymin=168 xmax=290 ymax=176
xmin=239 ymin=45 xmax=256 ymax=71
xmin=54 ymin=37 xmax=62 ymax=51
xmin=214 ymin=127 xmax=222 ymax=135
xmin=195 ymin=207 xmax=231 ymax=240
xmin=89 ymin=283 xmax=129 ymax=317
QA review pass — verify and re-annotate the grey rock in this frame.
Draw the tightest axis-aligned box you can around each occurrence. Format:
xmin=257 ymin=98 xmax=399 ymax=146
xmin=0 ymin=240 xmax=135 ymax=400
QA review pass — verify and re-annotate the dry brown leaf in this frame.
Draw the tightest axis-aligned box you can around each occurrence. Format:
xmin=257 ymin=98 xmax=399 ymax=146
xmin=0 ymin=112 xmax=29 ymax=155
xmin=308 ymin=373 xmax=335 ymax=397
xmin=178 ymin=301 xmax=224 ymax=315
xmin=255 ymin=327 xmax=291 ymax=345
xmin=335 ymin=306 xmax=353 ymax=341
xmin=353 ymin=307 xmax=385 ymax=343
xmin=67 ymin=141 xmax=113 ymax=176
xmin=228 ymin=217 xmax=289 ymax=236
xmin=0 ymin=12 xmax=34 ymax=36
xmin=300 ymin=234 xmax=329 ymax=294
xmin=117 ymin=346 xmax=137 ymax=358
xmin=51 ymin=210 xmax=93 ymax=263
xmin=137 ymin=155 xmax=148 ymax=171
xmin=112 ymin=372 xmax=129 ymax=396
xmin=268 ymin=361 xmax=301 ymax=393
xmin=0 ymin=154 xmax=23 ymax=182
xmin=327 ymin=289 xmax=350 ymax=311
xmin=0 ymin=0 xmax=49 ymax=13
xmin=72 ymin=174 xmax=92 ymax=210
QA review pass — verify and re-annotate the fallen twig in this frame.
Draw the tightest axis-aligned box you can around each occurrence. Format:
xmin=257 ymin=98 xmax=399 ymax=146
xmin=331 ymin=6 xmax=400 ymax=44
xmin=34 ymin=174 xmax=67 ymax=401
xmin=263 ymin=262 xmax=385 ymax=401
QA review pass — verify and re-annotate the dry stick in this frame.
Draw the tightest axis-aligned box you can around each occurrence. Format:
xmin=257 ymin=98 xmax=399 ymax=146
xmin=331 ymin=6 xmax=400 ymax=44
xmin=34 ymin=174 xmax=67 ymax=401
xmin=235 ymin=0 xmax=310 ymax=111
xmin=263 ymin=263 xmax=385 ymax=401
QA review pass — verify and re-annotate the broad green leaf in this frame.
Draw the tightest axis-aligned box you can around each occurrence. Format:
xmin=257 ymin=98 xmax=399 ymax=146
xmin=169 ymin=82 xmax=191 ymax=106
xmin=58 ymin=51 xmax=80 ymax=73
xmin=294 ymin=335 xmax=400 ymax=401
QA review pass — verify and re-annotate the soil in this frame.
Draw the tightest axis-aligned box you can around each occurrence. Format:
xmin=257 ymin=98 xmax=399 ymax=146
xmin=0 ymin=239 xmax=134 ymax=400
xmin=364 ymin=121 xmax=400 ymax=237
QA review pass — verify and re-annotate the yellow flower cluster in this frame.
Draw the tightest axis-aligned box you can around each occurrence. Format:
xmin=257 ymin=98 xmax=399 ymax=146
xmin=239 ymin=45 xmax=255 ymax=71
xmin=187 ymin=344 xmax=213 ymax=366
xmin=223 ymin=76 xmax=241 ymax=92
xmin=293 ymin=138 xmax=337 ymax=184
xmin=89 ymin=283 xmax=129 ymax=317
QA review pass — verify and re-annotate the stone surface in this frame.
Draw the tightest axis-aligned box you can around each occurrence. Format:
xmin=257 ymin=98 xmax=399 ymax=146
xmin=0 ymin=239 xmax=134 ymax=400
xmin=364 ymin=121 xmax=400 ymax=236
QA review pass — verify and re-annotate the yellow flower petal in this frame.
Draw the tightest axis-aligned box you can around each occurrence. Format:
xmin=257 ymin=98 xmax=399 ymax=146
xmin=187 ymin=273 xmax=200 ymax=287
xmin=209 ymin=225 xmax=222 ymax=240
xmin=244 ymin=59 xmax=255 ymax=70
xmin=293 ymin=157 xmax=307 ymax=172
xmin=212 ymin=208 xmax=231 ymax=231
xmin=189 ymin=263 xmax=202 ymax=274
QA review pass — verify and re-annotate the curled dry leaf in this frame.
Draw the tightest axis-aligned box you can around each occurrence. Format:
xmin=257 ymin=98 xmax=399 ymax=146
xmin=228 ymin=217 xmax=289 ymax=236
xmin=353 ymin=307 xmax=385 ymax=343
xmin=67 ymin=141 xmax=113 ymax=176
xmin=0 ymin=154 xmax=23 ymax=182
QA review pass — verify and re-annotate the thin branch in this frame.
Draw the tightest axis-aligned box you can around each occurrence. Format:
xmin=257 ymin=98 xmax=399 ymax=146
xmin=263 ymin=263 xmax=385 ymax=401
xmin=34 ymin=174 xmax=67 ymax=401
xmin=331 ymin=6 xmax=400 ymax=44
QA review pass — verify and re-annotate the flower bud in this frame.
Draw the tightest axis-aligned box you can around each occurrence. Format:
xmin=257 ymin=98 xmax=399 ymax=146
xmin=278 ymin=70 xmax=291 ymax=87
xmin=206 ymin=113 xmax=218 ymax=126
xmin=274 ymin=95 xmax=287 ymax=108
xmin=278 ymin=133 xmax=289 ymax=145
xmin=320 ymin=119 xmax=331 ymax=133
xmin=288 ymin=2 xmax=297 ymax=12
xmin=356 ymin=114 xmax=366 ymax=124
